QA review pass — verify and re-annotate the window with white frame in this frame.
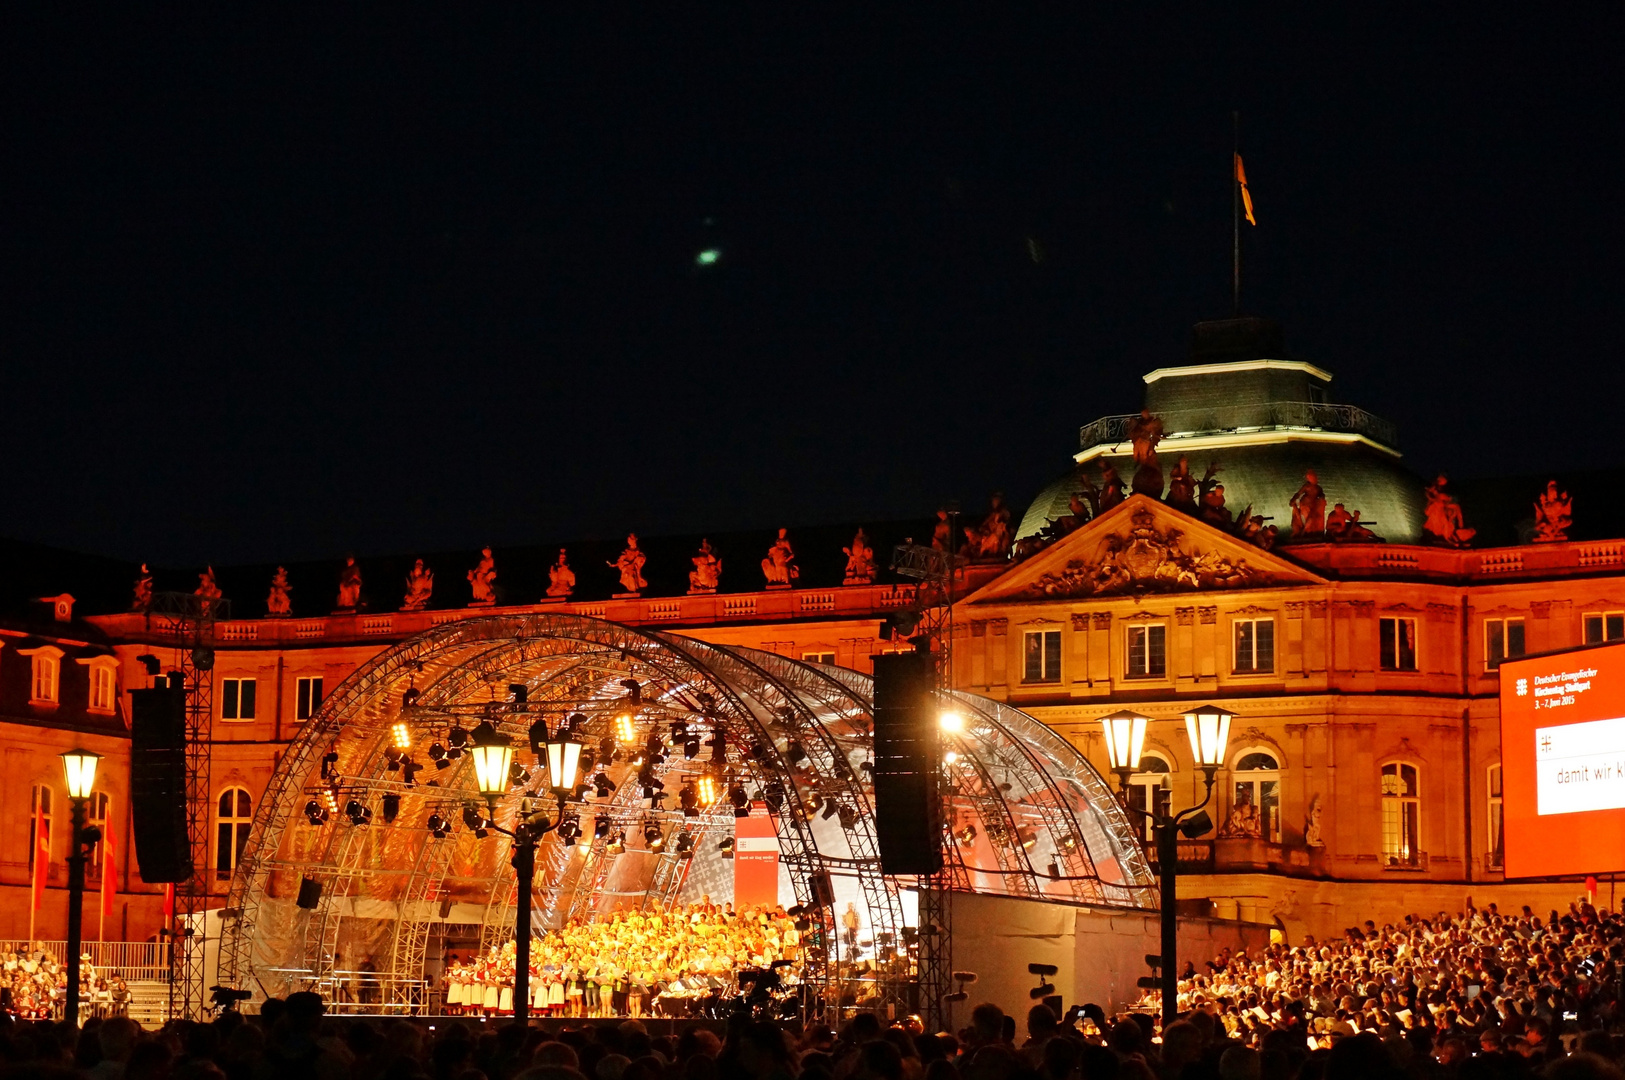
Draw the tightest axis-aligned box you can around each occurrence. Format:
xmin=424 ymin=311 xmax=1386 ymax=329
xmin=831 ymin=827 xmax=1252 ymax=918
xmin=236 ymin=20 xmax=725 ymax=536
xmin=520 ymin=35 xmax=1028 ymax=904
xmin=1126 ymin=754 xmax=1172 ymax=842
xmin=216 ymin=787 xmax=252 ymax=879
xmin=1487 ymin=763 xmax=1503 ymax=870
xmin=221 ymin=678 xmax=257 ymax=721
xmin=87 ymin=791 xmax=109 ymax=878
xmin=296 ymin=677 xmax=324 ymax=721
xmin=1381 ymin=762 xmax=1422 ymax=867
xmin=28 ymin=784 xmax=52 ymax=872
xmin=86 ymin=659 xmax=118 ymax=714
xmin=1379 ymin=617 xmax=1418 ymax=672
xmin=1484 ymin=617 xmax=1525 ymax=669
xmin=20 ymin=646 xmax=63 ymax=705
xmin=801 ymin=651 xmax=836 ymax=666
xmin=1584 ymin=612 xmax=1625 ymax=645
xmin=1023 ymin=630 xmax=1062 ymax=683
xmin=1230 ymin=749 xmax=1283 ymax=843
xmin=1233 ymin=618 xmax=1275 ymax=673
xmin=1126 ymin=624 xmax=1166 ymax=678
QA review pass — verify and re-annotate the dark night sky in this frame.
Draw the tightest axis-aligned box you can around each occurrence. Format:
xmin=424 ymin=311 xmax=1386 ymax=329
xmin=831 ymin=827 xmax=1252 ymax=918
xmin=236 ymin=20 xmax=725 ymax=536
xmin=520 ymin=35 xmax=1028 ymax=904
xmin=3 ymin=7 xmax=1622 ymax=566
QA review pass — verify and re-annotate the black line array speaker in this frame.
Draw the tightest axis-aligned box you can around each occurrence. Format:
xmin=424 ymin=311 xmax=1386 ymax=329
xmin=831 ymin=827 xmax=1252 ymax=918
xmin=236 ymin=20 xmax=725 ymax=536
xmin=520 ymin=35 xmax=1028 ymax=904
xmin=129 ymin=675 xmax=192 ymax=884
xmin=296 ymin=877 xmax=323 ymax=910
xmin=871 ymin=650 xmax=943 ymax=876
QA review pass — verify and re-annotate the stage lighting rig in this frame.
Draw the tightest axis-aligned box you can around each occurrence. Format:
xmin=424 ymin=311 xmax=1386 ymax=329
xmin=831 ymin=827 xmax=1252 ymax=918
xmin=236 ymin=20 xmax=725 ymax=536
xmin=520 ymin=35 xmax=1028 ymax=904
xmin=606 ymin=830 xmax=626 ymax=855
xmin=557 ymin=815 xmax=581 ymax=844
xmin=718 ymin=837 xmax=735 ymax=859
xmin=391 ymin=722 xmax=412 ymax=750
xmin=594 ymin=817 xmax=611 ymax=840
xmin=674 ymin=831 xmax=695 ymax=855
xmin=345 ymin=800 xmax=372 ymax=826
xmin=697 ymin=775 xmax=719 ymax=807
xmin=321 ymin=750 xmax=339 ymax=780
xmin=381 ymin=793 xmax=401 ymax=824
xmin=429 ymin=743 xmax=449 ymax=769
xmin=426 ymin=813 xmax=449 ymax=838
xmin=644 ymin=822 xmax=664 ymax=850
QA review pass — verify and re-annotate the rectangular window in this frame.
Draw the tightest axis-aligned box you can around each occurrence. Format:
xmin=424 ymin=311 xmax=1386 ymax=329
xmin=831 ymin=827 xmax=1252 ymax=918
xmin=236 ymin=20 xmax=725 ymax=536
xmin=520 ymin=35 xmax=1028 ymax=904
xmin=296 ymin=677 xmax=324 ymax=721
xmin=1233 ymin=618 xmax=1275 ymax=673
xmin=1487 ymin=764 xmax=1504 ymax=870
xmin=1584 ymin=613 xmax=1625 ymax=645
xmin=89 ymin=665 xmax=116 ymax=713
xmin=1381 ymin=762 xmax=1421 ymax=868
xmin=1484 ymin=617 xmax=1526 ymax=670
xmin=1022 ymin=630 xmax=1062 ymax=683
xmin=1379 ymin=617 xmax=1418 ymax=671
xmin=31 ymin=657 xmax=59 ymax=704
xmin=800 ymin=652 xmax=836 ymax=666
xmin=1126 ymin=624 xmax=1167 ymax=678
xmin=221 ymin=678 xmax=257 ymax=721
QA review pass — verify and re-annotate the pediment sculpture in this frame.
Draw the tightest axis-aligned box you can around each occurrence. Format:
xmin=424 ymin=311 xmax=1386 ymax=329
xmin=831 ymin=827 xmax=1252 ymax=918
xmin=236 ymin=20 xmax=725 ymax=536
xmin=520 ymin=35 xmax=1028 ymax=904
xmin=1015 ymin=507 xmax=1273 ymax=600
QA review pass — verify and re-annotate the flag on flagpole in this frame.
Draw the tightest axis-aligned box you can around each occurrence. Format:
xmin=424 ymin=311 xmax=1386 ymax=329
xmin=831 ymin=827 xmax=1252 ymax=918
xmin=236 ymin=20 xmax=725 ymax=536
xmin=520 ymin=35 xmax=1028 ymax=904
xmin=1235 ymin=153 xmax=1256 ymax=225
xmin=30 ymin=800 xmax=47 ymax=913
xmin=101 ymin=819 xmax=117 ymax=921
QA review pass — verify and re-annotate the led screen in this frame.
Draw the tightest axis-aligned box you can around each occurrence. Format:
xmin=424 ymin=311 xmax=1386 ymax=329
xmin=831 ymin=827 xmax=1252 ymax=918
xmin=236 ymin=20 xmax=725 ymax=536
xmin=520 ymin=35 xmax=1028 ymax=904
xmin=1500 ymin=642 xmax=1625 ymax=878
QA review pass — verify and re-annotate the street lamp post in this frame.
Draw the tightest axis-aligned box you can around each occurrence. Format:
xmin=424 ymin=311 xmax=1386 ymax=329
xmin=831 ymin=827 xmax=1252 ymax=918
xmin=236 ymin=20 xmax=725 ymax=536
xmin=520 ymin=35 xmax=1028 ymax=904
xmin=469 ymin=720 xmax=583 ymax=1025
xmin=1099 ymin=706 xmax=1232 ymax=1028
xmin=60 ymin=749 xmax=103 ymax=1027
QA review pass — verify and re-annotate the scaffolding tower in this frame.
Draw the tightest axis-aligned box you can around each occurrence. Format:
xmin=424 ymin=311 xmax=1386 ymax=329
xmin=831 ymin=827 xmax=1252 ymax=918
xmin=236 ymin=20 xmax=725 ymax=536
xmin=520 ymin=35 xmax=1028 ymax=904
xmin=147 ymin=591 xmax=224 ymax=1021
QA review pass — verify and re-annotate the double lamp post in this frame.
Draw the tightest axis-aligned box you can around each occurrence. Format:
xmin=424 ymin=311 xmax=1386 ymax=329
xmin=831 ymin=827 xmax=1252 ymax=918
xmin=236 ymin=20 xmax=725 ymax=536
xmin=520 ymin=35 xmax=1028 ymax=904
xmin=466 ymin=719 xmax=584 ymax=1025
xmin=1098 ymin=706 xmax=1232 ymax=1028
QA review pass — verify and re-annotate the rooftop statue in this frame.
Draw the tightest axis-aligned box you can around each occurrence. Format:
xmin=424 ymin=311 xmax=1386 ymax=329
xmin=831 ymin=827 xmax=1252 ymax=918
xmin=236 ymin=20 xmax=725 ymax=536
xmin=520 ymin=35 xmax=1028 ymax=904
xmin=1127 ymin=409 xmax=1165 ymax=498
xmin=688 ymin=539 xmax=722 ymax=594
xmin=336 ymin=555 xmax=363 ymax=610
xmin=195 ymin=566 xmax=222 ymax=604
xmin=1165 ymin=456 xmax=1197 ymax=514
xmin=1201 ymin=483 xmax=1231 ymax=527
xmin=930 ymin=509 xmax=952 ymax=552
xmin=1532 ymin=480 xmax=1573 ymax=543
xmin=131 ymin=564 xmax=154 ymax=613
xmin=1289 ymin=470 xmax=1326 ymax=538
xmin=1097 ymin=464 xmax=1125 ymax=514
xmin=1325 ymin=503 xmax=1381 ymax=544
xmin=1304 ymin=795 xmax=1325 ymax=848
xmin=842 ymin=528 xmax=877 ymax=585
xmin=1422 ymin=474 xmax=1476 ymax=547
xmin=402 ymin=559 xmax=434 ymax=610
xmin=266 ymin=566 xmax=292 ymax=617
xmin=467 ymin=546 xmax=498 ymax=605
xmin=546 ymin=548 xmax=576 ymax=599
xmin=762 ymin=528 xmax=800 ymax=587
xmin=609 ymin=534 xmax=648 ymax=595
xmin=963 ymin=493 xmax=1013 ymax=561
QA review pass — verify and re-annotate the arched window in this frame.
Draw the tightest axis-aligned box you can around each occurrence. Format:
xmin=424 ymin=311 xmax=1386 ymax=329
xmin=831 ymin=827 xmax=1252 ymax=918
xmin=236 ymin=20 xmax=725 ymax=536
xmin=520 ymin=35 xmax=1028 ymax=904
xmin=1126 ymin=755 xmax=1172 ymax=842
xmin=87 ymin=791 xmax=110 ymax=878
xmin=1487 ymin=764 xmax=1503 ymax=870
xmin=1381 ymin=762 xmax=1422 ymax=867
xmin=28 ymin=785 xmax=53 ymax=871
xmin=216 ymin=788 xmax=252 ymax=880
xmin=1228 ymin=750 xmax=1282 ymax=843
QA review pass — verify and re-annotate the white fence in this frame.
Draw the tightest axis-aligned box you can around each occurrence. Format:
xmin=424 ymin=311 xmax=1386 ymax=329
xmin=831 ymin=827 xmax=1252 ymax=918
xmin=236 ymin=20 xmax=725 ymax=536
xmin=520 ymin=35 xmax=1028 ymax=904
xmin=5 ymin=940 xmax=168 ymax=983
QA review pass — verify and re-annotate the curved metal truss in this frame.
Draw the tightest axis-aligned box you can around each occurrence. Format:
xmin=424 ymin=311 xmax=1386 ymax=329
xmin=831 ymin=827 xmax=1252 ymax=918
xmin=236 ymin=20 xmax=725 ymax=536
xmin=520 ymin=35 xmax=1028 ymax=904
xmin=221 ymin=614 xmax=1154 ymax=1014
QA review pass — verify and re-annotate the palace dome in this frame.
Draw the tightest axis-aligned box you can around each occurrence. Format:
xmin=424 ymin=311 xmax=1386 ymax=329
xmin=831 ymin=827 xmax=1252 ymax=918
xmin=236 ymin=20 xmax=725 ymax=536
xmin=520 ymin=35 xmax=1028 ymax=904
xmin=1018 ymin=318 xmax=1431 ymax=545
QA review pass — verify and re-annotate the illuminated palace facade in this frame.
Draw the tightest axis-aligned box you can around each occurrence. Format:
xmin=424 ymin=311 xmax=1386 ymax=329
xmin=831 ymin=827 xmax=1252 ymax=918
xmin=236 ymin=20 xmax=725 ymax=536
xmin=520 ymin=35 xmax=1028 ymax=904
xmin=4 ymin=317 xmax=1619 ymax=945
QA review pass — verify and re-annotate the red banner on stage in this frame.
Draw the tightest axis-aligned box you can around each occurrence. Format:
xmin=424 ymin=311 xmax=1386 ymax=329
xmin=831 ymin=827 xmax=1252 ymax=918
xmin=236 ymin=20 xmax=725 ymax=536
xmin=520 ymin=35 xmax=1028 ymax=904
xmin=733 ymin=805 xmax=779 ymax=909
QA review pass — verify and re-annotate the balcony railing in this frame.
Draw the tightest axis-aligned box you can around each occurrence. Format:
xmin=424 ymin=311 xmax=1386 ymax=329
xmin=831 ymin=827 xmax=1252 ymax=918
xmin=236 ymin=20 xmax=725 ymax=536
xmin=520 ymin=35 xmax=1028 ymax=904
xmin=1079 ymin=402 xmax=1398 ymax=453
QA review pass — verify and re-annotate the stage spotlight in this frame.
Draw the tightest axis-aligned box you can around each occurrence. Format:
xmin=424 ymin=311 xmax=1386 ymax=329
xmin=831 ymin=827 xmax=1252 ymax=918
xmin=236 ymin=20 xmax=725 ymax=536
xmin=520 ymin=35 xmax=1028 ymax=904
xmin=447 ymin=726 xmax=468 ymax=759
xmin=939 ymin=710 xmax=965 ymax=734
xmin=749 ymin=741 xmax=770 ymax=763
xmin=718 ymin=837 xmax=735 ymax=859
xmin=1018 ymin=826 xmax=1038 ymax=850
xmin=821 ymin=799 xmax=839 ymax=821
xmin=1046 ymin=861 xmax=1060 ymax=880
xmin=762 ymin=784 xmax=785 ymax=813
xmin=600 ymin=735 xmax=618 ymax=763
xmin=529 ymin=718 xmax=550 ymax=755
xmin=615 ymin=712 xmax=637 ymax=745
xmin=956 ymin=824 xmax=978 ymax=846
xmin=401 ymin=687 xmax=420 ymax=709
xmin=787 ymin=743 xmax=807 ymax=765
xmin=381 ymin=793 xmax=401 ymax=823
xmin=426 ymin=813 xmax=446 ymax=834
xmin=508 ymin=760 xmax=528 ymax=787
xmin=321 ymin=751 xmax=339 ymax=780
xmin=944 ymin=751 xmax=959 ymax=766
xmin=606 ymin=830 xmax=626 ymax=855
xmin=322 ymin=789 xmax=340 ymax=815
xmin=428 ymin=743 xmax=448 ymax=768
xmin=675 ymin=831 xmax=694 ymax=855
xmin=392 ymin=722 xmax=412 ymax=750
xmin=1062 ymin=835 xmax=1078 ymax=851
xmin=345 ymin=800 xmax=371 ymax=826
xmin=837 ymin=804 xmax=857 ymax=830
xmin=594 ymin=772 xmax=616 ymax=798
xmin=707 ymin=725 xmax=726 ymax=763
xmin=509 ymin=684 xmax=528 ymax=704
xmin=303 ymin=800 xmax=326 ymax=826
xmin=679 ymin=784 xmax=699 ymax=817
xmin=402 ymin=759 xmax=423 ymax=786
xmin=684 ymin=737 xmax=701 ymax=759
xmin=644 ymin=822 xmax=664 ymax=850
xmin=670 ymin=718 xmax=689 ymax=740
xmin=557 ymin=815 xmax=581 ymax=844
xmin=384 ymin=746 xmax=403 ymax=770
xmin=619 ymin=678 xmax=642 ymax=703
xmin=697 ymin=775 xmax=719 ymax=807
xmin=594 ymin=817 xmax=611 ymax=840
xmin=462 ymin=806 xmax=485 ymax=831
xmin=729 ymin=784 xmax=749 ymax=811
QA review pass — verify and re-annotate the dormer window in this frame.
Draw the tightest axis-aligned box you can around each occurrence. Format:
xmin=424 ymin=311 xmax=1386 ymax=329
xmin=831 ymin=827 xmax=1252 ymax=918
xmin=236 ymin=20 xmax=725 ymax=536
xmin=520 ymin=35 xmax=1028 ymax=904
xmin=79 ymin=657 xmax=119 ymax=715
xmin=18 ymin=646 xmax=64 ymax=706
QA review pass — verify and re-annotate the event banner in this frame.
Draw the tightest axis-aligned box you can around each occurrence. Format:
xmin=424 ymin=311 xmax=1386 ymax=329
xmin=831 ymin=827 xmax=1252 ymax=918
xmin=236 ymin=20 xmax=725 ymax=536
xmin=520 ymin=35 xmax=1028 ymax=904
xmin=733 ymin=804 xmax=780 ymax=908
xmin=1501 ymin=641 xmax=1625 ymax=878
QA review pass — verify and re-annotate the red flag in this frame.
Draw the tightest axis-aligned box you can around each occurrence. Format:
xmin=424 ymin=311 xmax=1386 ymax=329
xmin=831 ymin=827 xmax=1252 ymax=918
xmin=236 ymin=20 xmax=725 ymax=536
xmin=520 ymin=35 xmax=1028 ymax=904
xmin=101 ymin=821 xmax=117 ymax=920
xmin=30 ymin=800 xmax=47 ymax=912
xmin=1234 ymin=153 xmax=1257 ymax=226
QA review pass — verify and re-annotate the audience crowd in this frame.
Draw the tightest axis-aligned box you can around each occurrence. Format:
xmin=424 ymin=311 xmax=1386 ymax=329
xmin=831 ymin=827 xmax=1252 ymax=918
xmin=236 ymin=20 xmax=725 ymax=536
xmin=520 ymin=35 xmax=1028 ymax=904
xmin=0 ymin=946 xmax=129 ymax=1022
xmin=4 ymin=901 xmax=1625 ymax=1079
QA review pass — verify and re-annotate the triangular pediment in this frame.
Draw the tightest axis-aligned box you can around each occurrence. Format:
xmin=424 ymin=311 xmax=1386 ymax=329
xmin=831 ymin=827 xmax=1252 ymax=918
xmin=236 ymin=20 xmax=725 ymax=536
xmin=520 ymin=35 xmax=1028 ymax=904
xmin=961 ymin=495 xmax=1326 ymax=605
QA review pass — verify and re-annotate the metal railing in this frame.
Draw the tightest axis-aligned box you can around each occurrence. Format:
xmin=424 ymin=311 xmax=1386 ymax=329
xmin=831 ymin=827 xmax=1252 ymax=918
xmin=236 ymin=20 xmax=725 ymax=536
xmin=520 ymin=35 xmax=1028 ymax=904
xmin=7 ymin=940 xmax=169 ymax=983
xmin=1078 ymin=402 xmax=1398 ymax=452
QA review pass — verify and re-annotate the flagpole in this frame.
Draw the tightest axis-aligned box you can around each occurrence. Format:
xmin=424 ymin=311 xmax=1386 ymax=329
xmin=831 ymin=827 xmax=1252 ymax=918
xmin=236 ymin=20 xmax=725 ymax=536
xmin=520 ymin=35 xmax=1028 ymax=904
xmin=1233 ymin=110 xmax=1241 ymax=316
